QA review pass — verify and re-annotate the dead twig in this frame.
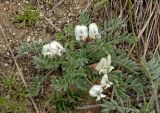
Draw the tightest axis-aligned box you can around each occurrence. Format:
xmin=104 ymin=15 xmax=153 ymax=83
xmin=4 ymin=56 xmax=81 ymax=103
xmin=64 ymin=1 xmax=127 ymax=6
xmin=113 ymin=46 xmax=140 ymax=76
xmin=137 ymin=5 xmax=156 ymax=40
xmin=51 ymin=0 xmax=64 ymax=12
xmin=0 ymin=24 xmax=40 ymax=113
xmin=42 ymin=14 xmax=60 ymax=31
xmin=84 ymin=0 xmax=93 ymax=12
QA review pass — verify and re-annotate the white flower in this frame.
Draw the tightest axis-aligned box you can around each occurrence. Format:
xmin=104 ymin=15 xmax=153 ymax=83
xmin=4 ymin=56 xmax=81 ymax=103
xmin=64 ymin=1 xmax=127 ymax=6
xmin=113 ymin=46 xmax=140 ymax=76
xmin=89 ymin=85 xmax=106 ymax=101
xmin=101 ymin=74 xmax=113 ymax=89
xmin=75 ymin=25 xmax=88 ymax=41
xmin=49 ymin=41 xmax=66 ymax=56
xmin=42 ymin=41 xmax=65 ymax=57
xmin=96 ymin=55 xmax=114 ymax=75
xmin=89 ymin=23 xmax=101 ymax=39
xmin=42 ymin=44 xmax=52 ymax=57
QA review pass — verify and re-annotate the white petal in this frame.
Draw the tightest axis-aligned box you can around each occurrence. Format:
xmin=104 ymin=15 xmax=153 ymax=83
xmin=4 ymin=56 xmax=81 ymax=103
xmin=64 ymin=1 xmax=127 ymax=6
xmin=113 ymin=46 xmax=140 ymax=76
xmin=96 ymin=94 xmax=106 ymax=101
xmin=108 ymin=66 xmax=114 ymax=73
xmin=100 ymin=94 xmax=106 ymax=98
xmin=50 ymin=41 xmax=64 ymax=50
xmin=99 ymin=69 xmax=108 ymax=75
xmin=101 ymin=74 xmax=108 ymax=87
xmin=96 ymin=55 xmax=114 ymax=74
xmin=96 ymin=96 xmax=101 ymax=101
xmin=42 ymin=44 xmax=52 ymax=56
xmin=89 ymin=85 xmax=103 ymax=97
xmin=96 ymin=58 xmax=107 ymax=71
xmin=106 ymin=55 xmax=111 ymax=67
xmin=50 ymin=41 xmax=65 ymax=56
xmin=75 ymin=25 xmax=88 ymax=41
xmin=104 ymin=82 xmax=113 ymax=89
xmin=108 ymin=81 xmax=113 ymax=85
xmin=89 ymin=23 xmax=100 ymax=39
xmin=105 ymin=84 xmax=111 ymax=89
xmin=49 ymin=45 xmax=59 ymax=56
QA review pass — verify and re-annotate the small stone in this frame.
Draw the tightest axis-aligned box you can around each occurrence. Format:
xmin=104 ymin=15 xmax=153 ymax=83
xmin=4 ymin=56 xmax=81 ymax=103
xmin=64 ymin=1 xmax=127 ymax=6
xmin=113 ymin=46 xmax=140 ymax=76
xmin=27 ymin=36 xmax=31 ymax=42
xmin=4 ymin=8 xmax=7 ymax=11
xmin=12 ymin=32 xmax=16 ymax=36
xmin=4 ymin=63 xmax=9 ymax=67
xmin=6 ymin=52 xmax=10 ymax=55
xmin=39 ymin=12 xmax=44 ymax=17
xmin=38 ymin=39 xmax=42 ymax=42
xmin=58 ymin=21 xmax=61 ymax=24
xmin=5 ymin=1 xmax=9 ymax=4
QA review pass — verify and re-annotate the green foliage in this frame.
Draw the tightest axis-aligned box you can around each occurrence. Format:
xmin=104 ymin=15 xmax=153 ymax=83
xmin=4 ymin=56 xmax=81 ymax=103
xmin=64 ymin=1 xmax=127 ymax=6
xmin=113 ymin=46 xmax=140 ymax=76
xmin=126 ymin=75 xmax=145 ymax=96
xmin=0 ymin=75 xmax=26 ymax=113
xmin=51 ymin=90 xmax=82 ymax=113
xmin=33 ymin=55 xmax=60 ymax=70
xmin=94 ymin=0 xmax=109 ymax=11
xmin=54 ymin=25 xmax=76 ymax=50
xmin=64 ymin=24 xmax=74 ymax=37
xmin=101 ymin=99 xmax=138 ymax=113
xmin=101 ymin=54 xmax=160 ymax=113
xmin=78 ymin=12 xmax=90 ymax=25
xmin=50 ymin=49 xmax=89 ymax=92
xmin=27 ymin=75 xmax=45 ymax=97
xmin=54 ymin=32 xmax=64 ymax=41
xmin=109 ymin=71 xmax=127 ymax=99
xmin=141 ymin=55 xmax=160 ymax=81
xmin=112 ymin=54 xmax=139 ymax=74
xmin=66 ymin=49 xmax=88 ymax=68
xmin=51 ymin=67 xmax=89 ymax=92
xmin=140 ymin=55 xmax=160 ymax=112
xmin=18 ymin=42 xmax=43 ymax=56
xmin=85 ymin=41 xmax=115 ymax=63
xmin=13 ymin=4 xmax=40 ymax=26
xmin=106 ymin=33 xmax=136 ymax=44
xmin=103 ymin=18 xmax=126 ymax=33
xmin=18 ymin=15 xmax=147 ymax=113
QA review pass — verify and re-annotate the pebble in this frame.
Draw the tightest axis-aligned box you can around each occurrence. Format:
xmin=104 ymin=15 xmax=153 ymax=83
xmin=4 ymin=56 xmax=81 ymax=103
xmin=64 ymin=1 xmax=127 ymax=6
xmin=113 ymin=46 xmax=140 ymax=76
xmin=27 ymin=36 xmax=31 ymax=42
xmin=4 ymin=8 xmax=7 ymax=11
xmin=12 ymin=32 xmax=16 ymax=36
xmin=4 ymin=63 xmax=9 ymax=67
xmin=39 ymin=12 xmax=44 ymax=17
xmin=5 ymin=1 xmax=9 ymax=4
xmin=38 ymin=39 xmax=42 ymax=42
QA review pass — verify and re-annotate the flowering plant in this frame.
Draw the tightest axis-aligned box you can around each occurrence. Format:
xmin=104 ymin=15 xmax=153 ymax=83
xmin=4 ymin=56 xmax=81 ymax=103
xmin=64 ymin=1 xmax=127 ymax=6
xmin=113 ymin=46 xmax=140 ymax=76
xmin=17 ymin=12 xmax=158 ymax=113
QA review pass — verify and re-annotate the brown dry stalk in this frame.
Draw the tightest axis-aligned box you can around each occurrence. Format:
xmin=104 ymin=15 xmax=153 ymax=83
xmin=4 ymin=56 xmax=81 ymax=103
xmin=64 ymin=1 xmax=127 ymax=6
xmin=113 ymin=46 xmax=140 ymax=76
xmin=143 ymin=4 xmax=157 ymax=57
xmin=0 ymin=24 xmax=40 ymax=113
xmin=43 ymin=14 xmax=60 ymax=31
xmin=84 ymin=0 xmax=93 ymax=12
xmin=51 ymin=0 xmax=65 ymax=12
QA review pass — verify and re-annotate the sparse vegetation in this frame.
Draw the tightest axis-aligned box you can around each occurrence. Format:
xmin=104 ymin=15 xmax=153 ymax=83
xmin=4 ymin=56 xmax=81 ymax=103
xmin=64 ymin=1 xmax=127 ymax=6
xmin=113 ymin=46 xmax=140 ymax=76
xmin=13 ymin=3 xmax=40 ymax=26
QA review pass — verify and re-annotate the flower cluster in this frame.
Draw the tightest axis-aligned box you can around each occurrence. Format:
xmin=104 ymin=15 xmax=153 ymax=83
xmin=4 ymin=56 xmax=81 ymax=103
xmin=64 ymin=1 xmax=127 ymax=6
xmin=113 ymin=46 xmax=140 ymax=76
xmin=42 ymin=41 xmax=65 ymax=57
xmin=75 ymin=23 xmax=101 ymax=42
xmin=41 ymin=23 xmax=113 ymax=101
xmin=89 ymin=55 xmax=114 ymax=101
xmin=42 ymin=23 xmax=101 ymax=57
